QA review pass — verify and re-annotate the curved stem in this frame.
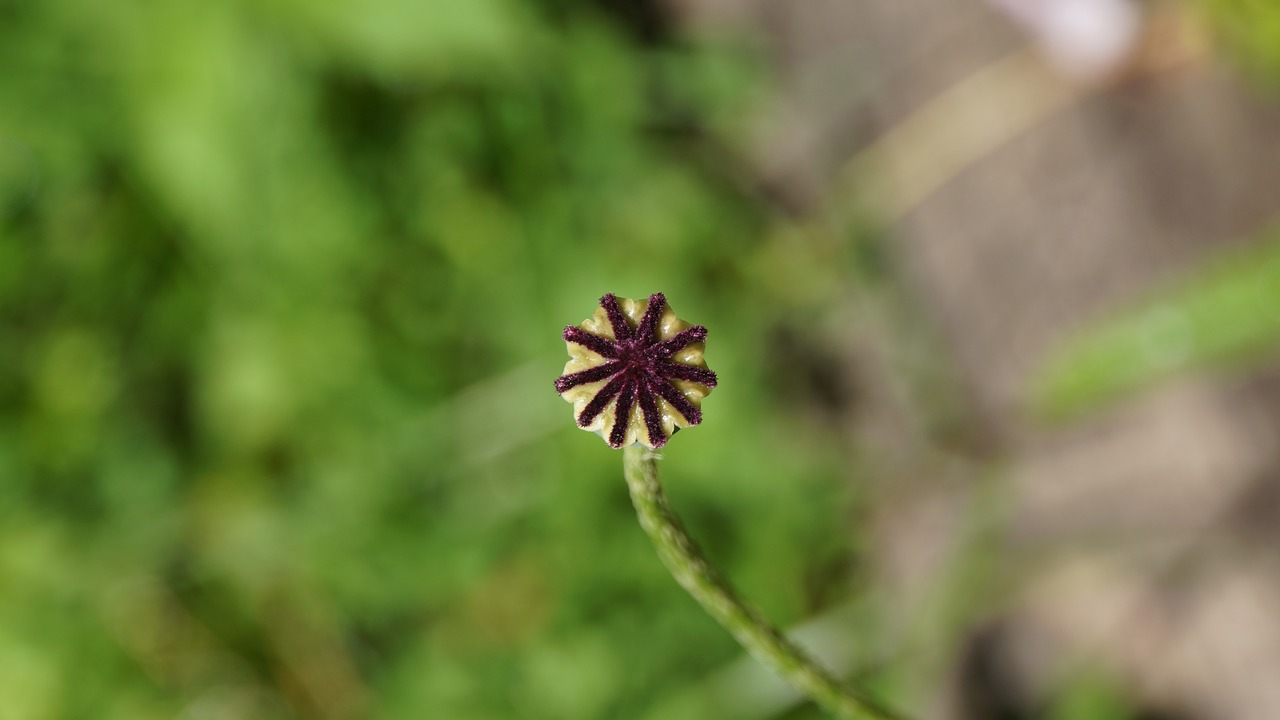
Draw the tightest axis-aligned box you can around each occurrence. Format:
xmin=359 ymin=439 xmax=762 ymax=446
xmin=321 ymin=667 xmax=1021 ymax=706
xmin=622 ymin=446 xmax=905 ymax=720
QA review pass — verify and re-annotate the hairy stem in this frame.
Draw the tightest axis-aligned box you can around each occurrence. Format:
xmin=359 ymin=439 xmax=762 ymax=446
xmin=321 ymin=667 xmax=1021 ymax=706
xmin=622 ymin=446 xmax=904 ymax=720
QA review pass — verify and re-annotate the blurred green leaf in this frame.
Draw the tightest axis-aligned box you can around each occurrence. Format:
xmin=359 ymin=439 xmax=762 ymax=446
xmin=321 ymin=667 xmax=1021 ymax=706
xmin=1048 ymin=671 xmax=1135 ymax=720
xmin=1201 ymin=0 xmax=1280 ymax=81
xmin=1033 ymin=232 xmax=1280 ymax=418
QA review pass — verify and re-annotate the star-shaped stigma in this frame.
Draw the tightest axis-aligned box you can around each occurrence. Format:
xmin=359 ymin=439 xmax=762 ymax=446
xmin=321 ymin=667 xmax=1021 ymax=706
xmin=554 ymin=293 xmax=718 ymax=449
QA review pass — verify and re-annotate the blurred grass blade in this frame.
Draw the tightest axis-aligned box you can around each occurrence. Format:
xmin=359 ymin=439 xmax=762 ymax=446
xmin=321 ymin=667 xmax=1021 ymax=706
xmin=1033 ymin=232 xmax=1280 ymax=418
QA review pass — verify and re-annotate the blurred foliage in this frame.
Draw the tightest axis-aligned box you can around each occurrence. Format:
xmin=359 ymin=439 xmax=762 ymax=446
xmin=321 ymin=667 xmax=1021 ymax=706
xmin=1046 ymin=671 xmax=1135 ymax=720
xmin=1200 ymin=0 xmax=1280 ymax=80
xmin=1033 ymin=230 xmax=1280 ymax=419
xmin=0 ymin=1 xmax=883 ymax=719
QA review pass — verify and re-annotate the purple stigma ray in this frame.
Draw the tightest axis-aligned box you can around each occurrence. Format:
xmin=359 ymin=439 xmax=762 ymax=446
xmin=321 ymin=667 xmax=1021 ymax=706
xmin=576 ymin=374 xmax=628 ymax=427
xmin=637 ymin=389 xmax=667 ymax=448
xmin=553 ymin=360 xmax=623 ymax=393
xmin=555 ymin=293 xmax=716 ymax=448
xmin=657 ymin=361 xmax=718 ymax=388
xmin=599 ymin=293 xmax=633 ymax=342
xmin=651 ymin=379 xmax=703 ymax=425
xmin=635 ymin=292 xmax=666 ymax=344
xmin=608 ymin=382 xmax=637 ymax=448
xmin=563 ymin=326 xmax=619 ymax=359
xmin=646 ymin=325 xmax=707 ymax=361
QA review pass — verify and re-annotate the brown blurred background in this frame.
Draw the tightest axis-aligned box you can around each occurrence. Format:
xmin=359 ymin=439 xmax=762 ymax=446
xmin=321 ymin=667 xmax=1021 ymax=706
xmin=679 ymin=0 xmax=1280 ymax=717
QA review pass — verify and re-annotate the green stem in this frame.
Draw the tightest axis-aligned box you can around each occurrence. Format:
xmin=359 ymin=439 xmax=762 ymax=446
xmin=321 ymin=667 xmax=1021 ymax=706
xmin=622 ymin=445 xmax=904 ymax=720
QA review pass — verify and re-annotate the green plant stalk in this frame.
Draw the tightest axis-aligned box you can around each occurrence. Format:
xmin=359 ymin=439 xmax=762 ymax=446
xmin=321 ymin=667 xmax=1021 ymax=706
xmin=622 ymin=445 xmax=903 ymax=720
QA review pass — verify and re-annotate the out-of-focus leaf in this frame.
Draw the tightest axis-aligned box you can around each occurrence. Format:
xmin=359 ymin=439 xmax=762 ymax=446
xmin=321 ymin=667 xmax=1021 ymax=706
xmin=257 ymin=0 xmax=530 ymax=80
xmin=1048 ymin=671 xmax=1135 ymax=720
xmin=1033 ymin=232 xmax=1280 ymax=418
xmin=1201 ymin=0 xmax=1280 ymax=81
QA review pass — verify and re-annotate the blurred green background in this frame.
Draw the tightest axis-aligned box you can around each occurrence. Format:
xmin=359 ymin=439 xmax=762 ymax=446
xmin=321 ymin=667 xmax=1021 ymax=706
xmin=9 ymin=1 xmax=1280 ymax=719
xmin=0 ymin=2 xmax=880 ymax=718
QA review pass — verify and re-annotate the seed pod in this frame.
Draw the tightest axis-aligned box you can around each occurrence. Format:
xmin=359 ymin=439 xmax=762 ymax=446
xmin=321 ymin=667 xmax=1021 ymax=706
xmin=554 ymin=293 xmax=717 ymax=449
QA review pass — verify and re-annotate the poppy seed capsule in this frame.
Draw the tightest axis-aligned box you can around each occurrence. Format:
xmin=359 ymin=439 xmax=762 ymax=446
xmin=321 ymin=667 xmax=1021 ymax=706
xmin=554 ymin=293 xmax=718 ymax=449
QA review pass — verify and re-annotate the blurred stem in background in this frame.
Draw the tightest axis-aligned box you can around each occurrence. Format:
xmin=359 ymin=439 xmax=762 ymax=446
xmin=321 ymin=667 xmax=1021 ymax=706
xmin=621 ymin=446 xmax=904 ymax=720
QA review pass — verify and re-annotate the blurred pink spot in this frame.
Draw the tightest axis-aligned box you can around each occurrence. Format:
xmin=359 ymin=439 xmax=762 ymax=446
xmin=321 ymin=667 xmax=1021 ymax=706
xmin=987 ymin=0 xmax=1143 ymax=82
